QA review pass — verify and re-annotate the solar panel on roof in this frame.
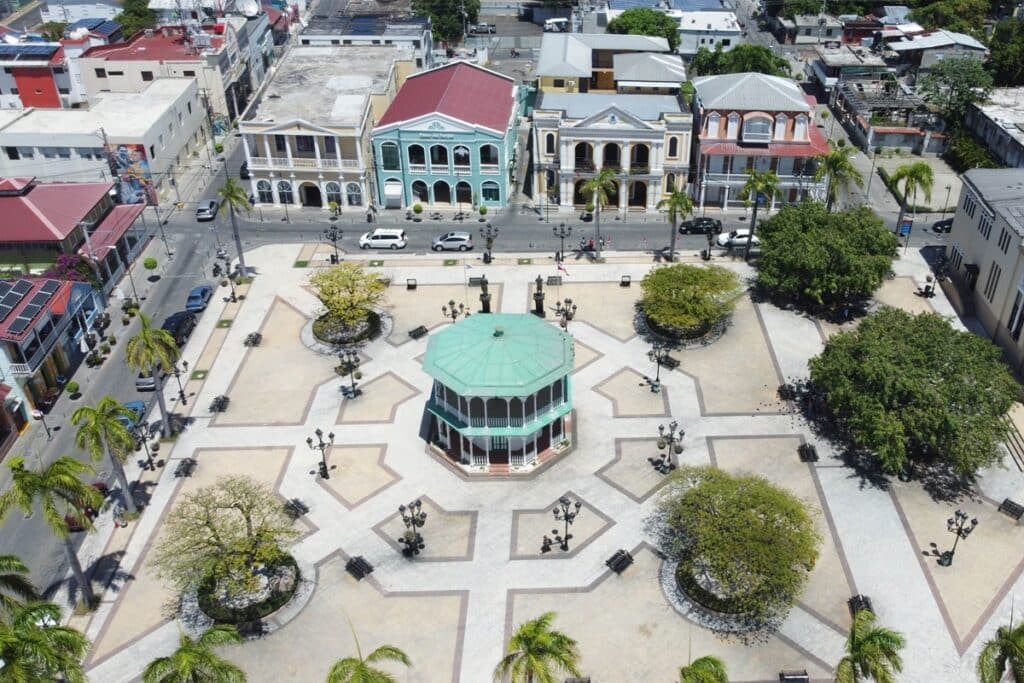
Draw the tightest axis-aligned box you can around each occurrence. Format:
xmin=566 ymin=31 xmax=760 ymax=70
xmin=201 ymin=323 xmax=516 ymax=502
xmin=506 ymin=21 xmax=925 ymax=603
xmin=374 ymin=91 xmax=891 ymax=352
xmin=0 ymin=283 xmax=12 ymax=299
xmin=0 ymin=304 xmax=12 ymax=322
xmin=7 ymin=318 xmax=29 ymax=335
xmin=39 ymin=280 xmax=59 ymax=295
xmin=28 ymin=292 xmax=50 ymax=307
xmin=20 ymin=303 xmax=41 ymax=319
xmin=11 ymin=280 xmax=31 ymax=296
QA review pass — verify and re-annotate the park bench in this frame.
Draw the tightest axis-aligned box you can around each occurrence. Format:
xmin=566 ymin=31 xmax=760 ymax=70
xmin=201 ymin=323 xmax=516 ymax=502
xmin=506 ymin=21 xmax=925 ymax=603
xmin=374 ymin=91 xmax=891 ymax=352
xmin=408 ymin=325 xmax=428 ymax=340
xmin=565 ymin=678 xmax=591 ymax=683
xmin=661 ymin=355 xmax=680 ymax=371
xmin=847 ymin=594 xmax=873 ymax=617
xmin=468 ymin=276 xmax=484 ymax=288
xmin=406 ymin=278 xmax=417 ymax=290
xmin=605 ymin=549 xmax=634 ymax=574
xmin=779 ymin=671 xmax=809 ymax=683
xmin=345 ymin=556 xmax=374 ymax=580
xmin=210 ymin=395 xmax=230 ymax=413
xmin=620 ymin=275 xmax=631 ymax=287
xmin=173 ymin=458 xmax=197 ymax=478
xmin=284 ymin=498 xmax=310 ymax=519
xmin=546 ymin=276 xmax=563 ymax=286
xmin=238 ymin=620 xmax=267 ymax=638
xmin=243 ymin=332 xmax=262 ymax=347
xmin=797 ymin=443 xmax=819 ymax=463
xmin=999 ymin=498 xmax=1024 ymax=521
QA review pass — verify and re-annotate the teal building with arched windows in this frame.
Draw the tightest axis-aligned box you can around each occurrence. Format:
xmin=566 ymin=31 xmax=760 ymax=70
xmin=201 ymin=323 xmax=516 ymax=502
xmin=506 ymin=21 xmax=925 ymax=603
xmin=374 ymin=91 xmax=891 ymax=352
xmin=371 ymin=62 xmax=519 ymax=211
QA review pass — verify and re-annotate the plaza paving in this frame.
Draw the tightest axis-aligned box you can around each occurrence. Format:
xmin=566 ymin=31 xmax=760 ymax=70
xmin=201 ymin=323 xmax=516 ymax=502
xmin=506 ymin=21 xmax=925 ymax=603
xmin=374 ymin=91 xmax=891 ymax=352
xmin=76 ymin=246 xmax=1024 ymax=683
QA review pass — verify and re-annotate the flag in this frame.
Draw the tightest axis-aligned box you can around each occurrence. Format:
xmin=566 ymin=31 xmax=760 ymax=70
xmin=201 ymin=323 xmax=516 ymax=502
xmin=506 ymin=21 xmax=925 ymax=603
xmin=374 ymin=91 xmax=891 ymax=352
xmin=557 ymin=262 xmax=569 ymax=275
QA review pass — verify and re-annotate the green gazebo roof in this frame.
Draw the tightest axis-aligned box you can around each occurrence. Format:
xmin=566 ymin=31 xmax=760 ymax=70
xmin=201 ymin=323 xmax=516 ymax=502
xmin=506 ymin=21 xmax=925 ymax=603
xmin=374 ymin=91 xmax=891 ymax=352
xmin=422 ymin=313 xmax=574 ymax=397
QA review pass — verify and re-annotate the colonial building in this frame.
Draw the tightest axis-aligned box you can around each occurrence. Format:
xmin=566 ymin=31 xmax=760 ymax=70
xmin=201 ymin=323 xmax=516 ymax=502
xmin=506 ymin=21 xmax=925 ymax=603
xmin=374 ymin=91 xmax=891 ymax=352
xmin=372 ymin=62 xmax=517 ymax=211
xmin=691 ymin=72 xmax=828 ymax=211
xmin=533 ymin=92 xmax=692 ymax=213
xmin=241 ymin=45 xmax=414 ymax=212
xmin=423 ymin=313 xmax=574 ymax=474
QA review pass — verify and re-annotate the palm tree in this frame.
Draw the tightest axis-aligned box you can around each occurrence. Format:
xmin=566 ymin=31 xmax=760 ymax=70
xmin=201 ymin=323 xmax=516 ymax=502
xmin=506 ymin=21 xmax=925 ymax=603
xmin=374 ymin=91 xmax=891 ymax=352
xmin=218 ymin=175 xmax=251 ymax=278
xmin=834 ymin=609 xmax=906 ymax=683
xmin=891 ymin=161 xmax=934 ymax=240
xmin=125 ymin=312 xmax=180 ymax=438
xmin=0 ymin=601 xmax=90 ymax=682
xmin=0 ymin=456 xmax=104 ymax=606
xmin=581 ymin=167 xmax=619 ymax=261
xmin=143 ymin=624 xmax=246 ymax=683
xmin=0 ymin=554 xmax=38 ymax=614
xmin=658 ymin=189 xmax=695 ymax=262
xmin=813 ymin=145 xmax=864 ymax=212
xmin=977 ymin=617 xmax=1024 ymax=683
xmin=494 ymin=611 xmax=581 ymax=683
xmin=738 ymin=168 xmax=780 ymax=262
xmin=678 ymin=655 xmax=728 ymax=683
xmin=325 ymin=634 xmax=411 ymax=683
xmin=71 ymin=397 xmax=138 ymax=514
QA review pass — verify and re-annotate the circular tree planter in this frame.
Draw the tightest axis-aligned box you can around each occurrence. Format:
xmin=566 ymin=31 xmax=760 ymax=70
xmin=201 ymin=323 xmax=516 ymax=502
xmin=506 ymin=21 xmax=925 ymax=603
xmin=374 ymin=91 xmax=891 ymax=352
xmin=311 ymin=310 xmax=382 ymax=346
xmin=637 ymin=264 xmax=741 ymax=349
xmin=196 ymin=554 xmax=300 ymax=625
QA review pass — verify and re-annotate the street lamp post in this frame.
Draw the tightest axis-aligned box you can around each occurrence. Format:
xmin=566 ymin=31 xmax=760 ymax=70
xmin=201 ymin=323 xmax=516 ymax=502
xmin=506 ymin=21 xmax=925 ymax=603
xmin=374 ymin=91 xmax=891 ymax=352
xmin=553 ymin=222 xmax=572 ymax=262
xmin=554 ymin=298 xmax=576 ymax=330
xmin=213 ymin=261 xmax=237 ymax=302
xmin=171 ymin=360 xmax=189 ymax=406
xmin=647 ymin=345 xmax=671 ymax=393
xmin=650 ymin=420 xmax=684 ymax=474
xmin=937 ymin=509 xmax=978 ymax=567
xmin=939 ymin=184 xmax=952 ymax=222
xmin=31 ymin=409 xmax=52 ymax=441
xmin=442 ymin=300 xmax=470 ymax=323
xmin=338 ymin=348 xmax=361 ymax=399
xmin=541 ymin=495 xmax=582 ymax=553
xmin=480 ymin=222 xmax=499 ymax=264
xmin=323 ymin=225 xmax=342 ymax=264
xmin=132 ymin=421 xmax=154 ymax=470
xmin=397 ymin=498 xmax=428 ymax=558
xmin=306 ymin=428 xmax=335 ymax=479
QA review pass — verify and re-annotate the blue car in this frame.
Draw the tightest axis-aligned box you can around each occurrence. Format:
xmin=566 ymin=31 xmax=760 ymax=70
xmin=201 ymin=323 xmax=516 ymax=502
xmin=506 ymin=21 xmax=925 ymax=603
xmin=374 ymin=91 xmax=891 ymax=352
xmin=185 ymin=284 xmax=214 ymax=313
xmin=117 ymin=400 xmax=146 ymax=430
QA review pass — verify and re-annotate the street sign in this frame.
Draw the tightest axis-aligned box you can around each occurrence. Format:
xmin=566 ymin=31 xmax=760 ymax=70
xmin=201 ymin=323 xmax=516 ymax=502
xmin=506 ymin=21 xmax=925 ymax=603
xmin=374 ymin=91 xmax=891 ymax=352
xmin=899 ymin=219 xmax=913 ymax=236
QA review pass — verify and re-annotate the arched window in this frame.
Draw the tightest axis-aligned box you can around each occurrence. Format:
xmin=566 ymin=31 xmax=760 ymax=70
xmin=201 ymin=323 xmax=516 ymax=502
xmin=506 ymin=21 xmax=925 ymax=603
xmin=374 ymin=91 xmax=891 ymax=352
xmin=665 ymin=173 xmax=676 ymax=192
xmin=706 ymin=112 xmax=720 ymax=139
xmin=545 ymin=133 xmax=555 ymax=155
xmin=742 ymin=116 xmax=772 ymax=143
xmin=411 ymin=180 xmax=429 ymax=203
xmin=481 ymin=181 xmax=500 ymax=202
xmin=380 ymin=142 xmax=400 ymax=170
xmin=257 ymin=179 xmax=273 ymax=203
xmin=277 ymin=180 xmax=293 ymax=204
xmin=668 ymin=136 xmax=679 ymax=157
xmin=479 ymin=144 xmax=499 ymax=166
xmin=794 ymin=114 xmax=808 ymax=140
xmin=726 ymin=112 xmax=740 ymax=139
xmin=430 ymin=145 xmax=448 ymax=168
xmin=325 ymin=181 xmax=342 ymax=206
xmin=453 ymin=145 xmax=471 ymax=168
xmin=774 ymin=114 xmax=787 ymax=140
xmin=408 ymin=144 xmax=425 ymax=165
xmin=346 ymin=182 xmax=362 ymax=206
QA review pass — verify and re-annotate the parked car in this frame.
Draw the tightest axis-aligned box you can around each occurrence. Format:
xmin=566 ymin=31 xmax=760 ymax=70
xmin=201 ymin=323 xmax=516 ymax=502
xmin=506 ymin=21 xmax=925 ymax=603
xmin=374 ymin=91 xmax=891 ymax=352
xmin=116 ymin=400 xmax=146 ymax=430
xmin=185 ymin=284 xmax=214 ymax=312
xmin=469 ymin=22 xmax=496 ymax=33
xmin=135 ymin=369 xmax=166 ymax=392
xmin=239 ymin=161 xmax=250 ymax=180
xmin=431 ymin=231 xmax=473 ymax=251
xmin=717 ymin=229 xmax=760 ymax=249
xmin=679 ymin=217 xmax=723 ymax=235
xmin=195 ymin=199 xmax=219 ymax=222
xmin=932 ymin=218 xmax=953 ymax=234
xmin=359 ymin=228 xmax=407 ymax=250
xmin=161 ymin=311 xmax=197 ymax=347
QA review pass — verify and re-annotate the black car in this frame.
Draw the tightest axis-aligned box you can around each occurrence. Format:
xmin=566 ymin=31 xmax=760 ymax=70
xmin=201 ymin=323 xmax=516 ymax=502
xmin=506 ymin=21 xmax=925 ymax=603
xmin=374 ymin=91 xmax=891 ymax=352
xmin=679 ymin=217 xmax=723 ymax=235
xmin=161 ymin=311 xmax=197 ymax=347
xmin=932 ymin=218 xmax=953 ymax=234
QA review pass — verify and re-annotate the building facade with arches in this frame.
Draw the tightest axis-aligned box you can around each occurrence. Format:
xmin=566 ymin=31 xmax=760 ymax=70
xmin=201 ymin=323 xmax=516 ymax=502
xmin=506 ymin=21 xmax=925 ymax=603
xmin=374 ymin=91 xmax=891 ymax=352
xmin=691 ymin=72 xmax=829 ymax=211
xmin=239 ymin=45 xmax=416 ymax=213
xmin=371 ymin=62 xmax=518 ymax=211
xmin=531 ymin=92 xmax=692 ymax=214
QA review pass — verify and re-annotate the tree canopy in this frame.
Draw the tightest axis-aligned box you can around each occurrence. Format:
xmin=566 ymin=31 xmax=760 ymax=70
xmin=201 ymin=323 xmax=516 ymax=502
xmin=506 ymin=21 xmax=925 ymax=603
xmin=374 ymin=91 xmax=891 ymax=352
xmin=809 ymin=307 xmax=1018 ymax=475
xmin=690 ymin=44 xmax=791 ymax=78
xmin=757 ymin=202 xmax=898 ymax=309
xmin=911 ymin=0 xmax=989 ymax=38
xmin=411 ymin=0 xmax=479 ymax=43
xmin=656 ymin=466 xmax=820 ymax=625
xmin=987 ymin=18 xmax=1024 ymax=87
xmin=640 ymin=263 xmax=742 ymax=336
xmin=918 ymin=55 xmax=993 ymax=124
xmin=310 ymin=263 xmax=387 ymax=328
xmin=606 ymin=8 xmax=680 ymax=51
xmin=153 ymin=476 xmax=299 ymax=598
xmin=114 ymin=0 xmax=156 ymax=39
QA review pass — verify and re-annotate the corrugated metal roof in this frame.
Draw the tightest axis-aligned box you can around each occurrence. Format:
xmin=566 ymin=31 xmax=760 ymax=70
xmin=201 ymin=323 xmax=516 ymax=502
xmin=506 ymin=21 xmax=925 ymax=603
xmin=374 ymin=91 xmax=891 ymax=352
xmin=538 ymin=92 xmax=682 ymax=120
xmin=536 ymin=33 xmax=669 ymax=77
xmin=889 ymin=29 xmax=986 ymax=52
xmin=693 ymin=72 xmax=810 ymax=112
xmin=613 ymin=52 xmax=686 ymax=83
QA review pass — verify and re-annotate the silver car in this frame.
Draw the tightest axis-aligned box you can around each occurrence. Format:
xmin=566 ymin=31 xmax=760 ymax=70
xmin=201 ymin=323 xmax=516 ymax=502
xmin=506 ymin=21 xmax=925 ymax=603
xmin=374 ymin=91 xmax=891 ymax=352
xmin=195 ymin=199 xmax=219 ymax=222
xmin=431 ymin=231 xmax=473 ymax=252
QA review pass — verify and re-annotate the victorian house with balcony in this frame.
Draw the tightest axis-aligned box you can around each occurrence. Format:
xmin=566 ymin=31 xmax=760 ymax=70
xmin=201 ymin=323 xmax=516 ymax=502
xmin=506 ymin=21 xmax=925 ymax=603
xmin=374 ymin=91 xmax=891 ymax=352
xmin=240 ymin=45 xmax=414 ymax=212
xmin=691 ymin=72 xmax=828 ymax=211
xmin=372 ymin=62 xmax=518 ymax=211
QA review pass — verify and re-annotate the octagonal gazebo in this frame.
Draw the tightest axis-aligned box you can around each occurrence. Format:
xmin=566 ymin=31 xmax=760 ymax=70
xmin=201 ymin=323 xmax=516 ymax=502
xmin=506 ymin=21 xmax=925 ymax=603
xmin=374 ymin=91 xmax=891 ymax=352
xmin=423 ymin=313 xmax=574 ymax=473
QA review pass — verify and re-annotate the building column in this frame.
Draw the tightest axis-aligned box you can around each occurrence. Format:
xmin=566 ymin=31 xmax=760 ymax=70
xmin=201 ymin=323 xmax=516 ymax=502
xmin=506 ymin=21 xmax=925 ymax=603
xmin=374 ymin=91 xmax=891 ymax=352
xmin=618 ymin=180 xmax=627 ymax=213
xmin=593 ymin=142 xmax=603 ymax=170
xmin=263 ymin=136 xmax=273 ymax=166
xmin=622 ymin=143 xmax=631 ymax=173
xmin=284 ymin=136 xmax=294 ymax=167
xmin=314 ymin=137 xmax=323 ymax=168
xmin=335 ymin=137 xmax=343 ymax=167
xmin=242 ymin=135 xmax=253 ymax=165
xmin=722 ymin=186 xmax=729 ymax=210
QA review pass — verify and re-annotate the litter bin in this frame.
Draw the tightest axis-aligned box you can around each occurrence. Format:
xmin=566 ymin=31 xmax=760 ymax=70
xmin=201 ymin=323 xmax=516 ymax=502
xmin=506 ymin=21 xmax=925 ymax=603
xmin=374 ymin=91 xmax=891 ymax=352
xmin=483 ymin=252 xmax=492 ymax=264
xmin=330 ymin=254 xmax=339 ymax=264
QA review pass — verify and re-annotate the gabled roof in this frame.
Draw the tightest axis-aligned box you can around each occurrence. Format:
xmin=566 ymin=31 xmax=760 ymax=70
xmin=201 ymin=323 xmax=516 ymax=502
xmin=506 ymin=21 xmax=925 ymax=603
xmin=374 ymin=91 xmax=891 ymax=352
xmin=693 ymin=72 xmax=810 ymax=112
xmin=538 ymin=92 xmax=681 ymax=121
xmin=0 ymin=179 xmax=113 ymax=242
xmin=376 ymin=62 xmax=515 ymax=134
xmin=613 ymin=52 xmax=686 ymax=84
xmin=0 ymin=278 xmax=74 ymax=342
xmin=889 ymin=29 xmax=987 ymax=52
xmin=536 ymin=33 xmax=670 ymax=77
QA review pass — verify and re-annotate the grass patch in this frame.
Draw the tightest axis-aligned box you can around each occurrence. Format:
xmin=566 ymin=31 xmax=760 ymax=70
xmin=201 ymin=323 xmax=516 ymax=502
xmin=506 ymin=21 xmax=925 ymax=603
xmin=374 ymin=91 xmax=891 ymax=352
xmin=293 ymin=260 xmax=309 ymax=268
xmin=517 ymin=258 xmax=533 ymax=265
xmin=369 ymin=259 xmax=384 ymax=267
xmin=216 ymin=319 xmax=233 ymax=328
xmin=444 ymin=259 xmax=458 ymax=266
xmin=190 ymin=370 xmax=208 ymax=381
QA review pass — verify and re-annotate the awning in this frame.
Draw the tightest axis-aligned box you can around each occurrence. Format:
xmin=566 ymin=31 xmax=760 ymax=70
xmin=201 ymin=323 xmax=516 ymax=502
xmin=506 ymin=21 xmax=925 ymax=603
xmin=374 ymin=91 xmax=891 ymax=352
xmin=384 ymin=183 xmax=403 ymax=198
xmin=86 ymin=204 xmax=145 ymax=256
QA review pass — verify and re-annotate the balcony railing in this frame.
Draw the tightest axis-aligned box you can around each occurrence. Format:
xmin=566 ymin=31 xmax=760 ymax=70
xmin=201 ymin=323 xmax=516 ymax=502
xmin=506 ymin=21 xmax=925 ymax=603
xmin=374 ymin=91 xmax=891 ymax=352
xmin=249 ymin=156 xmax=359 ymax=170
xmin=10 ymin=312 xmax=75 ymax=377
xmin=480 ymin=164 xmax=500 ymax=175
xmin=454 ymin=166 xmax=472 ymax=176
xmin=432 ymin=396 xmax=567 ymax=430
xmin=8 ymin=363 xmax=30 ymax=377
xmin=409 ymin=163 xmax=428 ymax=174
xmin=741 ymin=131 xmax=773 ymax=144
xmin=574 ymin=159 xmax=595 ymax=171
xmin=630 ymin=165 xmax=650 ymax=175
xmin=704 ymin=172 xmax=824 ymax=187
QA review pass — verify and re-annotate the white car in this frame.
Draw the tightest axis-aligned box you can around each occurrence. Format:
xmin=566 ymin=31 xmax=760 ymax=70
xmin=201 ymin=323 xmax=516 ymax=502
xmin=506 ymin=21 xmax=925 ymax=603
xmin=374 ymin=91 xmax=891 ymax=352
xmin=431 ymin=231 xmax=473 ymax=251
xmin=359 ymin=228 xmax=407 ymax=250
xmin=716 ymin=229 xmax=760 ymax=249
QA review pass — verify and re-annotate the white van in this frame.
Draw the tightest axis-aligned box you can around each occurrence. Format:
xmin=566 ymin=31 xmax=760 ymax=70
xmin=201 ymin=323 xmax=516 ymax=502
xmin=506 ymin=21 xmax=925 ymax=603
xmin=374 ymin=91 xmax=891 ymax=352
xmin=544 ymin=18 xmax=570 ymax=32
